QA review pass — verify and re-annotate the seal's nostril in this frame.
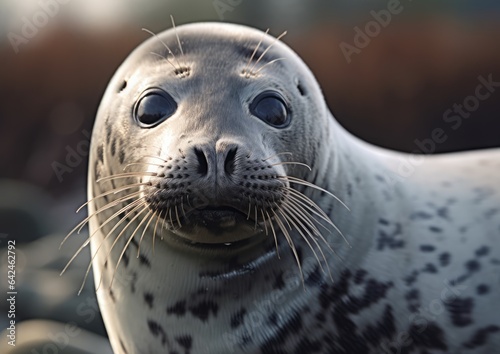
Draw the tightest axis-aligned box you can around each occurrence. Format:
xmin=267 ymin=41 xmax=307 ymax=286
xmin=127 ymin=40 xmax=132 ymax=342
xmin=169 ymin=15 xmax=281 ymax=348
xmin=224 ymin=147 xmax=237 ymax=176
xmin=194 ymin=148 xmax=208 ymax=176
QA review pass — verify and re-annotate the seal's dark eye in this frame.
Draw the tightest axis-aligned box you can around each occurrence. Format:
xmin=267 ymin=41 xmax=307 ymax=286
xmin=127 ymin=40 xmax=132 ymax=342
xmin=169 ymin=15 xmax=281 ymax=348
xmin=250 ymin=91 xmax=289 ymax=128
xmin=134 ymin=89 xmax=177 ymax=128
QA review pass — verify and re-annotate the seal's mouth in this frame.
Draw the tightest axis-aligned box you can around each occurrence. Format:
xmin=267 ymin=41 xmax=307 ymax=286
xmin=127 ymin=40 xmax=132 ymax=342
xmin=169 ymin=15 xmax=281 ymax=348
xmin=163 ymin=203 xmax=263 ymax=245
xmin=187 ymin=205 xmax=247 ymax=228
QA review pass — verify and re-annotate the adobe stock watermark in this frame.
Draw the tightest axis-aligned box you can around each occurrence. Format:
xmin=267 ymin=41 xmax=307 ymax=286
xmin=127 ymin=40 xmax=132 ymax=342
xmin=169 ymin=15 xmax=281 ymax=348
xmin=379 ymin=73 xmax=499 ymax=188
xmin=7 ymin=0 xmax=72 ymax=54
xmin=52 ymin=129 xmax=91 ymax=183
xmin=213 ymin=0 xmax=244 ymax=20
xmin=340 ymin=0 xmax=412 ymax=63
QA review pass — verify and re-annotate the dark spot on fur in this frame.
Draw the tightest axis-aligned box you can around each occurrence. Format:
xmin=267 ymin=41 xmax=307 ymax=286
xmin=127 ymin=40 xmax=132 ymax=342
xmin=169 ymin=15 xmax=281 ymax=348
xmin=475 ymin=246 xmax=490 ymax=257
xmin=362 ymin=304 xmax=396 ymax=346
xmin=111 ymin=137 xmax=117 ymax=156
xmin=175 ymin=335 xmax=193 ymax=350
xmin=378 ymin=218 xmax=390 ymax=225
xmin=438 ymin=252 xmax=451 ymax=267
xmin=429 ymin=226 xmax=442 ymax=233
xmin=420 ymin=244 xmax=435 ymax=252
xmin=405 ymin=289 xmax=420 ymax=312
xmin=462 ymin=325 xmax=500 ymax=349
xmin=377 ymin=222 xmax=404 ymax=250
xmin=476 ymin=284 xmax=490 ymax=295
xmin=230 ymin=308 xmax=247 ymax=329
xmin=422 ymin=263 xmax=438 ymax=274
xmin=353 ymin=269 xmax=368 ymax=284
xmin=404 ymin=270 xmax=420 ymax=286
xmin=97 ymin=145 xmax=104 ymax=162
xmin=273 ymin=271 xmax=285 ymax=290
xmin=189 ymin=301 xmax=218 ymax=322
xmin=408 ymin=322 xmax=448 ymax=351
xmin=138 ymin=254 xmax=151 ymax=268
xmin=445 ymin=297 xmax=474 ymax=327
xmin=119 ymin=149 xmax=125 ymax=164
xmin=106 ymin=123 xmax=112 ymax=144
xmin=147 ymin=320 xmax=167 ymax=345
xmin=167 ymin=301 xmax=186 ymax=316
xmin=410 ymin=211 xmax=433 ymax=220
xmin=466 ymin=259 xmax=481 ymax=272
xmin=144 ymin=292 xmax=154 ymax=309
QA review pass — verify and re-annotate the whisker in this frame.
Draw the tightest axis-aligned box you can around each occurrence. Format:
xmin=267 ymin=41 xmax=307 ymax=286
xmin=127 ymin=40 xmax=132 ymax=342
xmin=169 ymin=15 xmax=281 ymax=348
xmin=272 ymin=210 xmax=304 ymax=285
xmin=277 ymin=206 xmax=328 ymax=277
xmin=262 ymin=152 xmax=293 ymax=161
xmin=271 ymin=161 xmax=311 ymax=171
xmin=60 ymin=190 xmax=143 ymax=248
xmin=77 ymin=191 xmax=144 ymax=234
xmin=152 ymin=211 xmax=162 ymax=256
xmin=148 ymin=51 xmax=178 ymax=71
xmin=254 ymin=58 xmax=286 ymax=74
xmin=109 ymin=204 xmax=150 ymax=288
xmin=80 ymin=201 xmax=145 ymax=295
xmin=174 ymin=203 xmax=182 ymax=228
xmin=260 ymin=209 xmax=268 ymax=236
xmin=285 ymin=188 xmax=350 ymax=248
xmin=97 ymin=171 xmax=158 ymax=183
xmin=281 ymin=202 xmax=333 ymax=277
xmin=265 ymin=210 xmax=280 ymax=259
xmin=138 ymin=211 xmax=155 ymax=257
xmin=278 ymin=176 xmax=350 ymax=211
xmin=124 ymin=162 xmax=164 ymax=171
xmin=170 ymin=15 xmax=184 ymax=56
xmin=142 ymin=28 xmax=181 ymax=70
xmin=76 ymin=183 xmax=148 ymax=213
xmin=243 ymin=28 xmax=269 ymax=76
xmin=250 ymin=30 xmax=287 ymax=74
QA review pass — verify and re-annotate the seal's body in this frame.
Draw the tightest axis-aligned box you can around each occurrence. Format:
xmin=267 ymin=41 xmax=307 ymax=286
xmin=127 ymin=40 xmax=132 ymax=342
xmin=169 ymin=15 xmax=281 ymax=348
xmin=85 ymin=23 xmax=500 ymax=353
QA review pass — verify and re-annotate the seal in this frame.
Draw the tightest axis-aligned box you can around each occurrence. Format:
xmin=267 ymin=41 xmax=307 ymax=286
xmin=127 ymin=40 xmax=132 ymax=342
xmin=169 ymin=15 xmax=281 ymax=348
xmin=64 ymin=22 xmax=500 ymax=353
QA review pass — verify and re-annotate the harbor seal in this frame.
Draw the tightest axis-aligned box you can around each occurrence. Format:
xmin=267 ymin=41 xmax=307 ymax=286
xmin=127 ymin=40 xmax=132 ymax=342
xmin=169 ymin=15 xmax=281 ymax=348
xmin=64 ymin=22 xmax=500 ymax=353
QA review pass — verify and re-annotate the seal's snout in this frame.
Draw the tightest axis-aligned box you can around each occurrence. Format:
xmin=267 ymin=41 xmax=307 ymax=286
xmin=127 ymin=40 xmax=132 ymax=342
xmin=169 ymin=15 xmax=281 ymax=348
xmin=142 ymin=140 xmax=287 ymax=245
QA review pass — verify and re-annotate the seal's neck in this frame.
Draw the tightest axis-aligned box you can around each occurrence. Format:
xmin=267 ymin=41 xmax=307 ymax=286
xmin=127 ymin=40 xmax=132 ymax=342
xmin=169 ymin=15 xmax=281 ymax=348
xmin=309 ymin=115 xmax=408 ymax=274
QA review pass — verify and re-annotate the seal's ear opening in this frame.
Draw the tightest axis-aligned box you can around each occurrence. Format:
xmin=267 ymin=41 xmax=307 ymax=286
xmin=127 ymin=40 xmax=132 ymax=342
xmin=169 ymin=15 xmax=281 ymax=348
xmin=118 ymin=80 xmax=128 ymax=93
xmin=296 ymin=80 xmax=306 ymax=96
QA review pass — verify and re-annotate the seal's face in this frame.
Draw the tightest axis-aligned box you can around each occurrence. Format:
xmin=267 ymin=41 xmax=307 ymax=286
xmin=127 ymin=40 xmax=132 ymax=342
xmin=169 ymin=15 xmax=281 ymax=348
xmin=92 ymin=23 xmax=330 ymax=254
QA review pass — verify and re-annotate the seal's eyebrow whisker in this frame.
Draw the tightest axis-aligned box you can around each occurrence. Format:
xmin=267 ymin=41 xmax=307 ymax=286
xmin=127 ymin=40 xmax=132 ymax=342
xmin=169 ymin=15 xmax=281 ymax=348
xmin=142 ymin=28 xmax=181 ymax=70
xmin=249 ymin=30 xmax=287 ymax=75
xmin=254 ymin=58 xmax=287 ymax=75
xmin=149 ymin=51 xmax=178 ymax=71
xmin=170 ymin=15 xmax=184 ymax=56
xmin=243 ymin=28 xmax=270 ymax=77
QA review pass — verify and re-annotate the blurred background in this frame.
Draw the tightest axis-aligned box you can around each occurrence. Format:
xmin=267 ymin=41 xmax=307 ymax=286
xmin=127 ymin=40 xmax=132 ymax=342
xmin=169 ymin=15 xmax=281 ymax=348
xmin=0 ymin=0 xmax=499 ymax=351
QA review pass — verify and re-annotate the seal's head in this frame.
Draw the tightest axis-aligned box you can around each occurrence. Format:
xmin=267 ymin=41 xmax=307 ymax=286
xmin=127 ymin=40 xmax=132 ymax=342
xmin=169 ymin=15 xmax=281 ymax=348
xmin=91 ymin=22 xmax=332 ymax=255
